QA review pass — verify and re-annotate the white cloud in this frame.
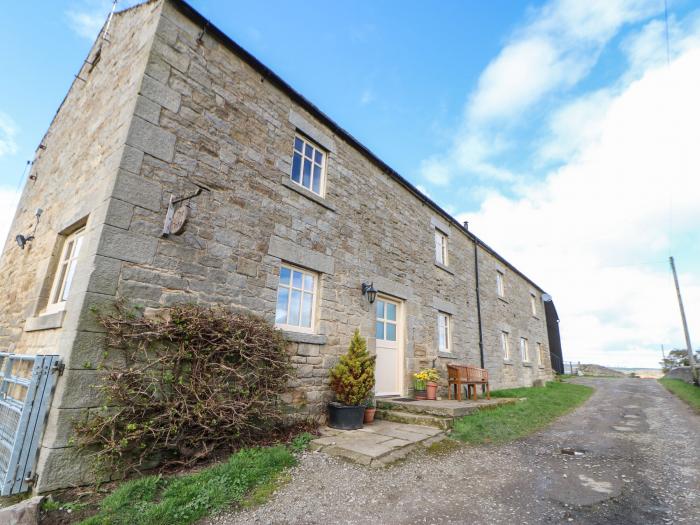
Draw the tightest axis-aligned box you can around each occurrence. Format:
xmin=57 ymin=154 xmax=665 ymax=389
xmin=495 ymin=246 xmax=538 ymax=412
xmin=0 ymin=113 xmax=18 ymax=157
xmin=460 ymin=46 xmax=700 ymax=368
xmin=422 ymin=0 xmax=663 ymax=187
xmin=0 ymin=188 xmax=21 ymax=248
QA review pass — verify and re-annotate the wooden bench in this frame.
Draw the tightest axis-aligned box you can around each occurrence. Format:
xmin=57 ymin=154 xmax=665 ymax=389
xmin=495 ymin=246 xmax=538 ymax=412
xmin=447 ymin=364 xmax=490 ymax=401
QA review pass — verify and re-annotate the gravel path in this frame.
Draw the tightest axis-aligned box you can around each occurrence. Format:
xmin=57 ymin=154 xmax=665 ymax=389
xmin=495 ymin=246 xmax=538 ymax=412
xmin=207 ymin=378 xmax=700 ymax=524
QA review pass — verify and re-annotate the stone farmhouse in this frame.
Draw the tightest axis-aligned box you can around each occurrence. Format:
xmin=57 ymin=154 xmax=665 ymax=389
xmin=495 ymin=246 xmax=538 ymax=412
xmin=0 ymin=0 xmax=559 ymax=491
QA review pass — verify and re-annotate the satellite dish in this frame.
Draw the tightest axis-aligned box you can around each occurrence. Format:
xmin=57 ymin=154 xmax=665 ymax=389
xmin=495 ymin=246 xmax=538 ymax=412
xmin=171 ymin=205 xmax=189 ymax=235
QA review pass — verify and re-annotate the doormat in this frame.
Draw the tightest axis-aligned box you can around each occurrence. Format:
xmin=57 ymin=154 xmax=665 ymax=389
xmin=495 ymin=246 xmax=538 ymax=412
xmin=390 ymin=398 xmax=418 ymax=402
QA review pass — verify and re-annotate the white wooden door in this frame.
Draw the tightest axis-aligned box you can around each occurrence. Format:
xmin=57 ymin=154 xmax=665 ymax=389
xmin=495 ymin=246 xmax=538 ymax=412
xmin=374 ymin=296 xmax=402 ymax=396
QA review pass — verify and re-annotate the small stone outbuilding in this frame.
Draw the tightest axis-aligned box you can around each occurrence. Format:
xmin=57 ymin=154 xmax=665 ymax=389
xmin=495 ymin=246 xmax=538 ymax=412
xmin=0 ymin=0 xmax=555 ymax=492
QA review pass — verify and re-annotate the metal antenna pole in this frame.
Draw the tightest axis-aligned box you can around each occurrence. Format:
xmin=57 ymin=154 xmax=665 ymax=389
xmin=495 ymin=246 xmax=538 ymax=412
xmin=669 ymin=257 xmax=698 ymax=384
xmin=103 ymin=0 xmax=118 ymax=42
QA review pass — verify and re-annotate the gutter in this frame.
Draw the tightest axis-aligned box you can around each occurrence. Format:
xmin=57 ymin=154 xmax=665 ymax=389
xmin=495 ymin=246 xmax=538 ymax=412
xmin=474 ymin=240 xmax=485 ymax=370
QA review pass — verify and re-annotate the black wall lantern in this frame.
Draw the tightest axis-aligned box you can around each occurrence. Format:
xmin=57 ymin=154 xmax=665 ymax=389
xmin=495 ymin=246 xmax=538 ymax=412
xmin=362 ymin=282 xmax=377 ymax=304
xmin=16 ymin=208 xmax=43 ymax=250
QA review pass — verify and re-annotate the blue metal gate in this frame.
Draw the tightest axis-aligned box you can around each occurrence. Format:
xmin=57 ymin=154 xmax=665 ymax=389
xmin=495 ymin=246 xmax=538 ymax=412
xmin=0 ymin=352 xmax=60 ymax=496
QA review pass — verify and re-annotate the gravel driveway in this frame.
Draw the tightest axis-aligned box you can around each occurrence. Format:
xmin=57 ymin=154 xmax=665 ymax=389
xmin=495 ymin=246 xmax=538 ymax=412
xmin=207 ymin=378 xmax=699 ymax=524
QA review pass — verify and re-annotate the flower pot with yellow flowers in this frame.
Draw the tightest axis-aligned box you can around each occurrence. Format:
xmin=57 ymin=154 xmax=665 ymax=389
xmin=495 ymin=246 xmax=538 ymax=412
xmin=414 ymin=368 xmax=440 ymax=400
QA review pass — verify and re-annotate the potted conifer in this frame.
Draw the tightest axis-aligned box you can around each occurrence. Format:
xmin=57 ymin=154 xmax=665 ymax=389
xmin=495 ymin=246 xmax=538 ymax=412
xmin=328 ymin=330 xmax=376 ymax=430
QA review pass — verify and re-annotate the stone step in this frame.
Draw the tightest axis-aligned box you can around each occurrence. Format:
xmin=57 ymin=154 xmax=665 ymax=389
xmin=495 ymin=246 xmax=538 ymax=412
xmin=375 ymin=409 xmax=454 ymax=430
xmin=376 ymin=397 xmax=516 ymax=417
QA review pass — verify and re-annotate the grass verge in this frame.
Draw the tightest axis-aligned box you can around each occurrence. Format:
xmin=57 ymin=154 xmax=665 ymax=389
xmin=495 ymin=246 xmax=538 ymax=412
xmin=451 ymin=381 xmax=593 ymax=444
xmin=659 ymin=378 xmax=700 ymax=412
xmin=76 ymin=433 xmax=312 ymax=525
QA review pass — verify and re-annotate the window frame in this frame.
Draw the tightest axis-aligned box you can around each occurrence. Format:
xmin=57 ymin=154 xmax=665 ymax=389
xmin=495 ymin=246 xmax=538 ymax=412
xmin=44 ymin=228 xmax=86 ymax=314
xmin=520 ymin=337 xmax=529 ymax=363
xmin=537 ymin=342 xmax=545 ymax=366
xmin=434 ymin=229 xmax=448 ymax=266
xmin=496 ymin=270 xmax=505 ymax=298
xmin=290 ymin=134 xmax=327 ymax=197
xmin=530 ymin=292 xmax=538 ymax=316
xmin=274 ymin=263 xmax=319 ymax=334
xmin=437 ymin=311 xmax=451 ymax=353
xmin=501 ymin=331 xmax=510 ymax=360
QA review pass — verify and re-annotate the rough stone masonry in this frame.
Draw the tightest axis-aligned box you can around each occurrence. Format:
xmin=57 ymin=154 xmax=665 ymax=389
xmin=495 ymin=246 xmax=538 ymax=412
xmin=0 ymin=0 xmax=554 ymax=492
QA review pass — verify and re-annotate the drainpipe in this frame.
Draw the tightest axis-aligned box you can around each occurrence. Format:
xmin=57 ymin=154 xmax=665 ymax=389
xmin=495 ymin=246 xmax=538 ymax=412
xmin=473 ymin=240 xmax=485 ymax=370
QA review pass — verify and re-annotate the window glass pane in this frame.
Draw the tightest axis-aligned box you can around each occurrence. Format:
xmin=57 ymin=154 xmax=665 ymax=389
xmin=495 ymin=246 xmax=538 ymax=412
xmin=312 ymin=165 xmax=321 ymax=194
xmin=61 ymin=260 xmax=79 ymax=301
xmin=314 ymin=150 xmax=323 ymax=164
xmin=279 ymin=266 xmax=291 ymax=285
xmin=386 ymin=302 xmax=396 ymax=321
xmin=294 ymin=137 xmax=303 ymax=152
xmin=292 ymin=270 xmax=303 ymax=289
xmin=302 ymin=159 xmax=312 ymax=188
xmin=376 ymin=300 xmax=385 ymax=320
xmin=73 ymin=235 xmax=84 ymax=257
xmin=291 ymin=152 xmax=302 ymax=182
xmin=275 ymin=287 xmax=289 ymax=324
xmin=386 ymin=322 xmax=396 ymax=341
xmin=52 ymin=263 xmax=68 ymax=303
xmin=375 ymin=321 xmax=384 ymax=339
xmin=303 ymin=274 xmax=314 ymax=291
xmin=305 ymin=143 xmax=313 ymax=158
xmin=439 ymin=328 xmax=446 ymax=351
xmin=289 ymin=290 xmax=301 ymax=325
xmin=301 ymin=292 xmax=313 ymax=327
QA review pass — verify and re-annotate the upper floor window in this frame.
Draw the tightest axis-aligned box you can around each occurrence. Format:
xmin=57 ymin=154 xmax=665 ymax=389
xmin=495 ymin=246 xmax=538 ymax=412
xmin=46 ymin=228 xmax=85 ymax=313
xmin=435 ymin=230 xmax=448 ymax=266
xmin=496 ymin=270 xmax=505 ymax=298
xmin=291 ymin=135 xmax=326 ymax=196
xmin=437 ymin=312 xmax=451 ymax=353
xmin=501 ymin=331 xmax=510 ymax=360
xmin=275 ymin=264 xmax=317 ymax=333
xmin=520 ymin=337 xmax=529 ymax=362
xmin=537 ymin=342 xmax=545 ymax=366
xmin=530 ymin=293 xmax=538 ymax=316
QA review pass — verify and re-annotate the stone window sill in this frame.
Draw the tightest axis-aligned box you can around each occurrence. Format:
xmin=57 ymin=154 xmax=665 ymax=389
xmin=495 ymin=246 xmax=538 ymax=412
xmin=282 ymin=330 xmax=327 ymax=345
xmin=282 ymin=178 xmax=336 ymax=212
xmin=538 ymin=365 xmax=545 ymax=369
xmin=522 ymin=362 xmax=533 ymax=367
xmin=437 ymin=351 xmax=458 ymax=359
xmin=532 ymin=315 xmax=540 ymax=321
xmin=434 ymin=262 xmax=454 ymax=275
xmin=25 ymin=310 xmax=66 ymax=332
xmin=503 ymin=359 xmax=513 ymax=365
xmin=498 ymin=296 xmax=509 ymax=304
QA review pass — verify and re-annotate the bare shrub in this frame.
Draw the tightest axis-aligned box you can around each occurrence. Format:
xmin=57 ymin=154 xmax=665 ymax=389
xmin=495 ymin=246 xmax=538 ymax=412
xmin=73 ymin=303 xmax=294 ymax=473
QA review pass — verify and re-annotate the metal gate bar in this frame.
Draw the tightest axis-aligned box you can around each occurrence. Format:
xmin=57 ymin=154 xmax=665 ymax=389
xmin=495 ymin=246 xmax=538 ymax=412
xmin=0 ymin=352 xmax=60 ymax=496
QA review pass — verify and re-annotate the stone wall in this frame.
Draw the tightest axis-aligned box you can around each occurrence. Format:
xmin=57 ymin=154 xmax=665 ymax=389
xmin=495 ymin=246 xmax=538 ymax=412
xmin=0 ymin=2 xmax=165 ymax=492
xmin=103 ymin=0 xmax=552 ymax=415
xmin=0 ymin=0 xmax=552 ymax=492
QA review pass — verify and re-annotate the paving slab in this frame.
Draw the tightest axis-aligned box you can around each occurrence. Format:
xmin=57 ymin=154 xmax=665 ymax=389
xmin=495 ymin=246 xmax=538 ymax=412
xmin=310 ymin=420 xmax=445 ymax=466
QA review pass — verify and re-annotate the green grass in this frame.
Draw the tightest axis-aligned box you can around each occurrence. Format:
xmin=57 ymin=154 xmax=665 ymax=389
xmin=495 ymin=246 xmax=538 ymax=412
xmin=659 ymin=378 xmax=700 ymax=412
xmin=79 ymin=433 xmax=312 ymax=525
xmin=451 ymin=381 xmax=593 ymax=444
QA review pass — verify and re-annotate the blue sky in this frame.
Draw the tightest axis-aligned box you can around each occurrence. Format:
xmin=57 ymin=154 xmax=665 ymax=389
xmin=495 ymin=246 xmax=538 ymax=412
xmin=1 ymin=0 xmax=699 ymax=368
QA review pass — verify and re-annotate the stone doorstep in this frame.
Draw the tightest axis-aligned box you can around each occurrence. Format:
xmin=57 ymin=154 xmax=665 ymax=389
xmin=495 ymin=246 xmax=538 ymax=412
xmin=376 ymin=397 xmax=517 ymax=418
xmin=310 ymin=420 xmax=445 ymax=467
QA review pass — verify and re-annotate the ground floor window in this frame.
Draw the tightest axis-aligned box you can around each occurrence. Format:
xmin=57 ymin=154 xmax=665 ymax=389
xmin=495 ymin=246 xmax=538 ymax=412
xmin=275 ymin=264 xmax=317 ymax=332
xmin=520 ymin=337 xmax=529 ymax=362
xmin=437 ymin=312 xmax=451 ymax=353
xmin=501 ymin=331 xmax=510 ymax=360
xmin=45 ymin=227 xmax=85 ymax=313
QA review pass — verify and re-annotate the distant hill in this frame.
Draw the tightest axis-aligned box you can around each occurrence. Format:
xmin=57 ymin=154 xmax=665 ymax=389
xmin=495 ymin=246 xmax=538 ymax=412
xmin=579 ymin=364 xmax=627 ymax=377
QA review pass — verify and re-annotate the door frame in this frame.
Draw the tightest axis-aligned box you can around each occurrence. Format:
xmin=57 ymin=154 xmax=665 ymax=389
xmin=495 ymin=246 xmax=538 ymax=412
xmin=374 ymin=294 xmax=405 ymax=396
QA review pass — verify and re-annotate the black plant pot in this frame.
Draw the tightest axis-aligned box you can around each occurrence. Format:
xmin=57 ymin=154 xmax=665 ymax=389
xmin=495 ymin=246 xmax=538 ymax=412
xmin=327 ymin=402 xmax=365 ymax=430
